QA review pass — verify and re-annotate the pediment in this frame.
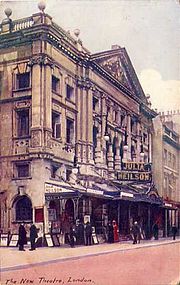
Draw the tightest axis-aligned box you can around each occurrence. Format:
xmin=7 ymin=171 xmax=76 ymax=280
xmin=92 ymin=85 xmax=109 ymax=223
xmin=91 ymin=48 xmax=147 ymax=102
xmin=94 ymin=54 xmax=132 ymax=91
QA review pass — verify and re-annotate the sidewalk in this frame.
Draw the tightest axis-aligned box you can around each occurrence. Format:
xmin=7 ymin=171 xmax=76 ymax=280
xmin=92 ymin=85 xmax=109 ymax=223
xmin=1 ymin=237 xmax=179 ymax=272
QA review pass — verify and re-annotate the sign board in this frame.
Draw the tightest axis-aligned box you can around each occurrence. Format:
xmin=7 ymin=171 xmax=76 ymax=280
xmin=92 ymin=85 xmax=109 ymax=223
xmin=45 ymin=183 xmax=74 ymax=194
xmin=92 ymin=227 xmax=98 ymax=244
xmin=87 ymin=189 xmax=104 ymax=196
xmin=117 ymin=171 xmax=152 ymax=182
xmin=44 ymin=234 xmax=54 ymax=247
xmin=9 ymin=234 xmax=19 ymax=247
xmin=35 ymin=208 xmax=44 ymax=223
xmin=117 ymin=162 xmax=152 ymax=182
xmin=48 ymin=209 xmax=57 ymax=221
xmin=0 ymin=234 xmax=8 ymax=246
xmin=120 ymin=192 xmax=134 ymax=198
xmin=52 ymin=234 xmax=60 ymax=246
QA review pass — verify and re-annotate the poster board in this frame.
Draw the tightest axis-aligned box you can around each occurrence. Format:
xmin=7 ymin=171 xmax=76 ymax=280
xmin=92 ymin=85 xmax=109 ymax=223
xmin=9 ymin=234 xmax=19 ymax=247
xmin=0 ymin=233 xmax=8 ymax=246
xmin=44 ymin=234 xmax=54 ymax=247
xmin=91 ymin=227 xmax=98 ymax=244
xmin=52 ymin=234 xmax=60 ymax=246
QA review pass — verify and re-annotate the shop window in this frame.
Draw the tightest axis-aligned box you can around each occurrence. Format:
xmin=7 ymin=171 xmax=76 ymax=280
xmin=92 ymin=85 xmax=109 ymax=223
xmin=52 ymin=75 xmax=60 ymax=93
xmin=66 ymin=118 xmax=74 ymax=143
xmin=16 ymin=109 xmax=29 ymax=137
xmin=15 ymin=162 xmax=30 ymax=178
xmin=15 ymin=196 xmax=32 ymax=221
xmin=52 ymin=112 xmax=61 ymax=139
xmin=16 ymin=72 xmax=30 ymax=89
xmin=66 ymin=84 xmax=74 ymax=101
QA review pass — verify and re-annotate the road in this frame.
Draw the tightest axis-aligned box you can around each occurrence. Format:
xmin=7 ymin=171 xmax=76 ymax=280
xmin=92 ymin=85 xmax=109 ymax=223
xmin=0 ymin=240 xmax=180 ymax=285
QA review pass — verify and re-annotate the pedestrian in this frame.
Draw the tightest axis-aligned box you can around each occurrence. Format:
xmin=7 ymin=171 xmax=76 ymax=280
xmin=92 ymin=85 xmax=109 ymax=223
xmin=152 ymin=222 xmax=159 ymax=240
xmin=76 ymin=220 xmax=85 ymax=245
xmin=171 ymin=224 xmax=177 ymax=240
xmin=18 ymin=223 xmax=27 ymax=251
xmin=69 ymin=226 xmax=76 ymax=247
xmin=85 ymin=221 xmax=92 ymax=246
xmin=112 ymin=220 xmax=119 ymax=242
xmin=131 ymin=221 xmax=140 ymax=244
xmin=107 ymin=221 xmax=114 ymax=243
xmin=29 ymin=223 xmax=38 ymax=251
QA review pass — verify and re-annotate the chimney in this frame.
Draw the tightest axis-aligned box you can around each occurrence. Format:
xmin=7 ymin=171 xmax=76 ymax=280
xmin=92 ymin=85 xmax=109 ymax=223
xmin=111 ymin=45 xmax=121 ymax=50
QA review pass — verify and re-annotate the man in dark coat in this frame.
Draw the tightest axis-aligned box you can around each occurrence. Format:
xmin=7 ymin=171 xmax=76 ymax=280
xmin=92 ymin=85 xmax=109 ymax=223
xmin=18 ymin=223 xmax=27 ymax=251
xmin=152 ymin=223 xmax=159 ymax=240
xmin=76 ymin=220 xmax=85 ymax=245
xmin=131 ymin=221 xmax=140 ymax=244
xmin=172 ymin=224 xmax=178 ymax=240
xmin=29 ymin=223 xmax=38 ymax=251
xmin=85 ymin=221 xmax=92 ymax=246
xmin=107 ymin=221 xmax=114 ymax=243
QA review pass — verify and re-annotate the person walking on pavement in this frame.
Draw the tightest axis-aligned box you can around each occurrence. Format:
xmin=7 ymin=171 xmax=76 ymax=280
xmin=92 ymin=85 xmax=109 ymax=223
xmin=112 ymin=220 xmax=119 ymax=242
xmin=85 ymin=221 xmax=92 ymax=246
xmin=131 ymin=221 xmax=140 ymax=244
xmin=29 ymin=223 xmax=38 ymax=251
xmin=171 ymin=224 xmax=177 ymax=240
xmin=69 ymin=226 xmax=76 ymax=248
xmin=107 ymin=221 xmax=114 ymax=243
xmin=18 ymin=223 xmax=27 ymax=251
xmin=152 ymin=222 xmax=159 ymax=240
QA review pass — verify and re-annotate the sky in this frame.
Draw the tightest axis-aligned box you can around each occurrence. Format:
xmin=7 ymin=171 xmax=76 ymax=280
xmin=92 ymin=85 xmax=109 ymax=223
xmin=0 ymin=0 xmax=179 ymax=112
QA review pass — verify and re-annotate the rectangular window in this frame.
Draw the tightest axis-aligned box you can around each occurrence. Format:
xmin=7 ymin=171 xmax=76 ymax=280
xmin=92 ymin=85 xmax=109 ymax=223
xmin=16 ymin=72 xmax=30 ymax=89
xmin=93 ymin=97 xmax=99 ymax=111
xmin=16 ymin=163 xmax=30 ymax=178
xmin=66 ymin=85 xmax=74 ymax=100
xmin=51 ymin=165 xmax=59 ymax=179
xmin=52 ymin=112 xmax=61 ymax=139
xmin=66 ymin=118 xmax=74 ymax=143
xmin=52 ymin=76 xmax=60 ymax=93
xmin=17 ymin=109 xmax=29 ymax=137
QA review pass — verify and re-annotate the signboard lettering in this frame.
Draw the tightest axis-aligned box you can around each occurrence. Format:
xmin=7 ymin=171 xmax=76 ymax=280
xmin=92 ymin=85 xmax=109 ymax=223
xmin=117 ymin=171 xmax=151 ymax=182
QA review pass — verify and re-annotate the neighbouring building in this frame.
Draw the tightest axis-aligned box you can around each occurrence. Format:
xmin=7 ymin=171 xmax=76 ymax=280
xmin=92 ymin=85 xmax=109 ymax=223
xmin=153 ymin=111 xmax=180 ymax=236
xmin=0 ymin=4 xmax=165 ymax=243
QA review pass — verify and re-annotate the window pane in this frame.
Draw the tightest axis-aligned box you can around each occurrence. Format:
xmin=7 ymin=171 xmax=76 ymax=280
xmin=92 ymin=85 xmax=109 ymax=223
xmin=17 ymin=164 xmax=29 ymax=177
xmin=17 ymin=110 xmax=29 ymax=137
xmin=17 ymin=73 xmax=30 ymax=89
xmin=16 ymin=196 xmax=32 ymax=221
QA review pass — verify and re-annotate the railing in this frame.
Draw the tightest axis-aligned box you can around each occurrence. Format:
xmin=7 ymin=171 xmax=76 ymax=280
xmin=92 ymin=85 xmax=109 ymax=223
xmin=13 ymin=17 xmax=34 ymax=31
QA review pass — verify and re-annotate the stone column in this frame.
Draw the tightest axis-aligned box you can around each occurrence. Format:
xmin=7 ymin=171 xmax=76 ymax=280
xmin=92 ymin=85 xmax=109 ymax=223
xmin=107 ymin=144 xmax=114 ymax=171
xmin=148 ymin=132 xmax=152 ymax=163
xmin=137 ymin=121 xmax=141 ymax=162
xmin=127 ymin=114 xmax=132 ymax=160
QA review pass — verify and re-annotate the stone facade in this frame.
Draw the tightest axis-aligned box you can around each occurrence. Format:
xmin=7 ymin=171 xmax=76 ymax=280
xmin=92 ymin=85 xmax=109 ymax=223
xmin=153 ymin=112 xmax=180 ymax=235
xmin=0 ymin=7 xmax=165 ymax=241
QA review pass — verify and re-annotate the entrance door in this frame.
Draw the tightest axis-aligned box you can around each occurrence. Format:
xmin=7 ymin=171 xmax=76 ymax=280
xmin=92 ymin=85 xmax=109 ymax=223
xmin=65 ymin=199 xmax=74 ymax=223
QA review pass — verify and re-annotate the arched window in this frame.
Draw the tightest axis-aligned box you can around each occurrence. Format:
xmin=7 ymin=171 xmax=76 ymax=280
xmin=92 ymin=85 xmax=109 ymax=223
xmin=15 ymin=196 xmax=32 ymax=221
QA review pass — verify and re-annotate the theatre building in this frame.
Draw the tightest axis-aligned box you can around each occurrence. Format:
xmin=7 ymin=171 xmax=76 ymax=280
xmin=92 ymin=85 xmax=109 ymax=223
xmin=0 ymin=5 xmax=163 ymax=242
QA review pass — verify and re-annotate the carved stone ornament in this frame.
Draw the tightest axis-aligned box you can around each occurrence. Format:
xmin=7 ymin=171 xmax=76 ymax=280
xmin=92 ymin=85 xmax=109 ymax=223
xmin=31 ymin=130 xmax=41 ymax=147
xmin=28 ymin=55 xmax=54 ymax=68
xmin=76 ymin=75 xmax=92 ymax=89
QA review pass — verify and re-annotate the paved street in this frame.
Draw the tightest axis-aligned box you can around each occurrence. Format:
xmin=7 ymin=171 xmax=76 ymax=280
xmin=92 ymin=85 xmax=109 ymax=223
xmin=0 ymin=238 xmax=180 ymax=285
